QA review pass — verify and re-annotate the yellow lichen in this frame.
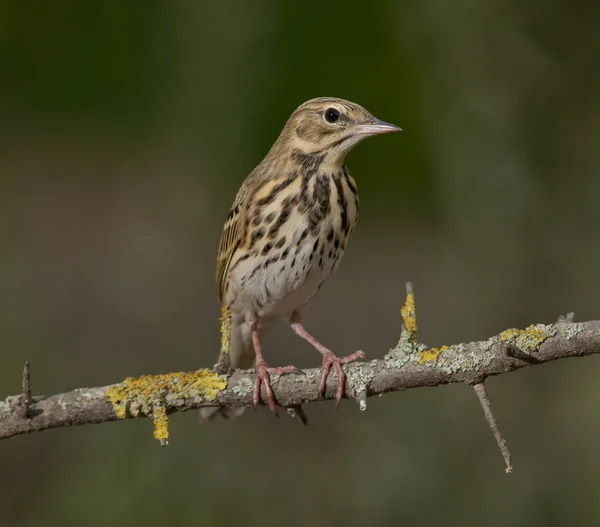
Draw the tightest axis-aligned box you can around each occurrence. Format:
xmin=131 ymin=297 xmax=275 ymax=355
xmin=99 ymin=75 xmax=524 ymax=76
xmin=220 ymin=305 xmax=232 ymax=355
xmin=108 ymin=391 xmax=127 ymax=419
xmin=401 ymin=293 xmax=417 ymax=343
xmin=418 ymin=345 xmax=448 ymax=364
xmin=152 ymin=405 xmax=169 ymax=446
xmin=105 ymin=368 xmax=227 ymax=444
xmin=499 ymin=324 xmax=548 ymax=352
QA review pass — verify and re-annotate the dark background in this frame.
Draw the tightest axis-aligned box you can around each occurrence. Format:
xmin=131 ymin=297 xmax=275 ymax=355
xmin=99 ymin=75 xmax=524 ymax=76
xmin=1 ymin=2 xmax=600 ymax=525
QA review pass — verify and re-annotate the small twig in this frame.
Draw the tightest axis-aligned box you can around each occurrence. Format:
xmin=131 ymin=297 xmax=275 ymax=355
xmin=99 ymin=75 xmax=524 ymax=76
xmin=356 ymin=388 xmax=368 ymax=412
xmin=400 ymin=281 xmax=417 ymax=344
xmin=215 ymin=306 xmax=232 ymax=373
xmin=473 ymin=382 xmax=512 ymax=473
xmin=21 ymin=361 xmax=32 ymax=419
xmin=505 ymin=344 xmax=542 ymax=364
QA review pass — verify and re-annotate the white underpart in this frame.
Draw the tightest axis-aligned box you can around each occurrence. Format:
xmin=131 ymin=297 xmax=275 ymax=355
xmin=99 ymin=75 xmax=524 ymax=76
xmin=227 ymin=174 xmax=357 ymax=322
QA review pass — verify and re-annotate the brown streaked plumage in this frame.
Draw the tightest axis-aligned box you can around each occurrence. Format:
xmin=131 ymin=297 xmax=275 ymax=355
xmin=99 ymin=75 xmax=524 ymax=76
xmin=202 ymin=97 xmax=400 ymax=420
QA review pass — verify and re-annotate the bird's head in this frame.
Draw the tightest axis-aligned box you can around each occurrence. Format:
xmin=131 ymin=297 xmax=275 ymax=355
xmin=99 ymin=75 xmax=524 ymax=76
xmin=275 ymin=97 xmax=401 ymax=166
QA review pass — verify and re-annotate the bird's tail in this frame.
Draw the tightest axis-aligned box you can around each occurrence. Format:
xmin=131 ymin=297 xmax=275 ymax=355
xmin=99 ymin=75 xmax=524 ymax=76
xmin=199 ymin=315 xmax=261 ymax=421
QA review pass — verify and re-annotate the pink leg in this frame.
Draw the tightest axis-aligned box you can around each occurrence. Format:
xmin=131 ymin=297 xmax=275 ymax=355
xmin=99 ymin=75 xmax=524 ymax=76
xmin=250 ymin=321 xmax=302 ymax=414
xmin=290 ymin=321 xmax=367 ymax=409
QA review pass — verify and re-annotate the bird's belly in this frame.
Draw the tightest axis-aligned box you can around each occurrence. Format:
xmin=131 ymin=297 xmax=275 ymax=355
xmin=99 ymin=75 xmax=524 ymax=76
xmin=230 ymin=231 xmax=344 ymax=320
xmin=263 ymin=259 xmax=325 ymax=318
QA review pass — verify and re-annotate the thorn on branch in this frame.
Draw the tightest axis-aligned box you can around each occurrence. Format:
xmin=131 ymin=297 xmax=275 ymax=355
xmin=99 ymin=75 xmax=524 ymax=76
xmin=473 ymin=382 xmax=512 ymax=474
xmin=21 ymin=361 xmax=32 ymax=419
xmin=286 ymin=405 xmax=309 ymax=426
xmin=558 ymin=312 xmax=576 ymax=323
xmin=505 ymin=344 xmax=542 ymax=364
xmin=348 ymin=383 xmax=368 ymax=411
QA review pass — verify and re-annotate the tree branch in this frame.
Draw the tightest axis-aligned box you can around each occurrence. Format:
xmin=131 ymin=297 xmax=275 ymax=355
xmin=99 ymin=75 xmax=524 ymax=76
xmin=1 ymin=285 xmax=598 ymax=469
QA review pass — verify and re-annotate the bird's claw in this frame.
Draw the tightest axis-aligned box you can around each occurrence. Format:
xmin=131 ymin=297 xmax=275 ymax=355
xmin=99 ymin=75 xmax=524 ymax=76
xmin=318 ymin=350 xmax=368 ymax=410
xmin=253 ymin=361 xmax=303 ymax=413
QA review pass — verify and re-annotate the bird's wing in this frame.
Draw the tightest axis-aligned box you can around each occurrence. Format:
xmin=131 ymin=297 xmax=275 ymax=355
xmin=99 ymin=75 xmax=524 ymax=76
xmin=216 ymin=198 xmax=245 ymax=304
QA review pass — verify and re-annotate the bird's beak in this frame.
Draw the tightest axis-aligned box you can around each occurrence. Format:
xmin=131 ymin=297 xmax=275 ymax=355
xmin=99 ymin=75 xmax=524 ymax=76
xmin=357 ymin=118 xmax=402 ymax=136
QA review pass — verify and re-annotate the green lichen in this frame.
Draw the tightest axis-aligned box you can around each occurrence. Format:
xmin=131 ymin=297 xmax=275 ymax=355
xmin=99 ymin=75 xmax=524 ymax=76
xmin=559 ymin=322 xmax=585 ymax=340
xmin=0 ymin=395 xmax=21 ymax=417
xmin=345 ymin=363 xmax=374 ymax=411
xmin=231 ymin=377 xmax=253 ymax=397
xmin=105 ymin=368 xmax=227 ymax=444
xmin=385 ymin=346 xmax=411 ymax=368
xmin=436 ymin=344 xmax=493 ymax=374
xmin=346 ymin=363 xmax=375 ymax=387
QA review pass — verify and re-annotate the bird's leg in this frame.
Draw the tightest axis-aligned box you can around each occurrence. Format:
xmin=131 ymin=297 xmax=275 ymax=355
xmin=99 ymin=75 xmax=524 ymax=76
xmin=289 ymin=320 xmax=367 ymax=409
xmin=250 ymin=320 xmax=302 ymax=414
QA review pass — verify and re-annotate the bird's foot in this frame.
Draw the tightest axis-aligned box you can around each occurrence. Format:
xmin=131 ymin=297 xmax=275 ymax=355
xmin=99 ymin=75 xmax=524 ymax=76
xmin=319 ymin=350 xmax=368 ymax=409
xmin=253 ymin=359 xmax=303 ymax=413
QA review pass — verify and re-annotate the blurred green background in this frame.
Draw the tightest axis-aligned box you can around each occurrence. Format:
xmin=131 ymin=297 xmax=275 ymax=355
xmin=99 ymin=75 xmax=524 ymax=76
xmin=1 ymin=1 xmax=600 ymax=526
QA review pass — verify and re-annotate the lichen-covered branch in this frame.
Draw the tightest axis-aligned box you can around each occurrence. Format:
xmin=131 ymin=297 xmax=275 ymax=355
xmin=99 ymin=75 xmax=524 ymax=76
xmin=1 ymin=288 xmax=599 ymax=456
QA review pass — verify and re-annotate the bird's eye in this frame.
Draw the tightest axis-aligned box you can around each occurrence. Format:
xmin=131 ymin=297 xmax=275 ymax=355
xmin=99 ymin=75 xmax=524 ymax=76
xmin=324 ymin=108 xmax=340 ymax=123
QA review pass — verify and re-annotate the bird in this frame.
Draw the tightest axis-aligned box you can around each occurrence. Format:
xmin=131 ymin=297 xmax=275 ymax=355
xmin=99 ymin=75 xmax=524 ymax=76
xmin=201 ymin=97 xmax=400 ymax=420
